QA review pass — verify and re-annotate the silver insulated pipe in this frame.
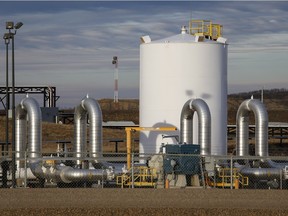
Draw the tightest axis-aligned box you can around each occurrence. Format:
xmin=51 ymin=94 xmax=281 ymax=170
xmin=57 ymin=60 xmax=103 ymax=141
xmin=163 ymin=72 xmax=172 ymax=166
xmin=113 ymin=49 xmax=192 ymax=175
xmin=236 ymin=99 xmax=268 ymax=157
xmin=14 ymin=96 xmax=114 ymax=184
xmin=180 ymin=98 xmax=211 ymax=155
xmin=74 ymin=95 xmax=103 ymax=165
xmin=16 ymin=96 xmax=42 ymax=167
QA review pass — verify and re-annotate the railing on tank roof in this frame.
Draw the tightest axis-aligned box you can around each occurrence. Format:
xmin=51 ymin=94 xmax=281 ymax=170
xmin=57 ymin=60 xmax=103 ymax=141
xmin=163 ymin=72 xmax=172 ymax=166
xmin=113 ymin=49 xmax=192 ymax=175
xmin=189 ymin=20 xmax=223 ymax=40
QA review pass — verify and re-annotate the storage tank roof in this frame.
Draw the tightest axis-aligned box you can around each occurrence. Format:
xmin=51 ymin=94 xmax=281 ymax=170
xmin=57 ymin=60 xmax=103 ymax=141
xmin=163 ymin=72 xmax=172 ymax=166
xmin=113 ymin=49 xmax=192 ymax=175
xmin=150 ymin=33 xmax=222 ymax=44
xmin=153 ymin=33 xmax=195 ymax=43
xmin=143 ymin=25 xmax=227 ymax=45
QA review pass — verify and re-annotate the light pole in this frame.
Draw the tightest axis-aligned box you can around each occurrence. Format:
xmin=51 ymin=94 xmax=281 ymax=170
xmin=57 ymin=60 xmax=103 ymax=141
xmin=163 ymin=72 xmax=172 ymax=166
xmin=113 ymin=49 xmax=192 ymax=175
xmin=5 ymin=21 xmax=23 ymax=188
xmin=2 ymin=33 xmax=11 ymax=188
xmin=112 ymin=56 xmax=118 ymax=103
xmin=3 ymin=33 xmax=10 ymax=157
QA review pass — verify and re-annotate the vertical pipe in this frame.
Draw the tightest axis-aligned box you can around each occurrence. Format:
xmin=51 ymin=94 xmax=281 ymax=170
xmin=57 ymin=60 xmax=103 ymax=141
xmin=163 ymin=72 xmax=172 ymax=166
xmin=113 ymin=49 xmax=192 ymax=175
xmin=74 ymin=106 xmax=87 ymax=166
xmin=15 ymin=104 xmax=27 ymax=168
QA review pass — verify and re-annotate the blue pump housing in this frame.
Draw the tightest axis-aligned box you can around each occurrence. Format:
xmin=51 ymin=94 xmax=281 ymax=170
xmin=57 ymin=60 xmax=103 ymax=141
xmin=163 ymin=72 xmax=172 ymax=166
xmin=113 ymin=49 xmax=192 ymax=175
xmin=161 ymin=144 xmax=201 ymax=175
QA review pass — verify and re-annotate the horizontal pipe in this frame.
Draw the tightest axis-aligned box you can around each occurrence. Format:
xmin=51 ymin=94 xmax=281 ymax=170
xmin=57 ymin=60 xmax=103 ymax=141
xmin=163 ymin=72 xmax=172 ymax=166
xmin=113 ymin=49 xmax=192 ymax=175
xmin=29 ymin=161 xmax=114 ymax=184
xmin=239 ymin=166 xmax=282 ymax=181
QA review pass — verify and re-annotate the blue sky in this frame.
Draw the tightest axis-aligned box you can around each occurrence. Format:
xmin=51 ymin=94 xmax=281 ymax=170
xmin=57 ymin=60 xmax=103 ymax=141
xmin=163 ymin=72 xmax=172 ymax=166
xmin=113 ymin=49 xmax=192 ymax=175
xmin=0 ymin=1 xmax=287 ymax=108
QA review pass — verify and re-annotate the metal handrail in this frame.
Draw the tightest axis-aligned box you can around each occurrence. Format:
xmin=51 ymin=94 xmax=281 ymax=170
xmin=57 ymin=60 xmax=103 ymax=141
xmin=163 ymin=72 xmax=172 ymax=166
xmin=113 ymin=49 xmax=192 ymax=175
xmin=189 ymin=20 xmax=223 ymax=40
xmin=116 ymin=166 xmax=157 ymax=188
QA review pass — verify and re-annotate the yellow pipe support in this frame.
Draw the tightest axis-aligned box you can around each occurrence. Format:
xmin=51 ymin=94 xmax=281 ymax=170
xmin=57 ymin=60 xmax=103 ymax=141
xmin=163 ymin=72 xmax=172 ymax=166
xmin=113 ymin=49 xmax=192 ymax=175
xmin=125 ymin=127 xmax=177 ymax=169
xmin=126 ymin=128 xmax=132 ymax=170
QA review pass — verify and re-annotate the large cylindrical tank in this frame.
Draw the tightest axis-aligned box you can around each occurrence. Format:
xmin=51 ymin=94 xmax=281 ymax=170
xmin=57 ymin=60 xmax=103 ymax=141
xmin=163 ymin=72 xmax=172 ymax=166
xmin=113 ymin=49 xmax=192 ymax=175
xmin=139 ymin=27 xmax=228 ymax=156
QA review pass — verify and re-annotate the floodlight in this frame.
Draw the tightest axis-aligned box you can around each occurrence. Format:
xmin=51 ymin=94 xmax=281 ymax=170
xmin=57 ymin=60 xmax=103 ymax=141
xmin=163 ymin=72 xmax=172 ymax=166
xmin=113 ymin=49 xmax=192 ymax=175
xmin=3 ymin=33 xmax=11 ymax=40
xmin=6 ymin=21 xmax=14 ymax=30
xmin=15 ymin=22 xmax=23 ymax=30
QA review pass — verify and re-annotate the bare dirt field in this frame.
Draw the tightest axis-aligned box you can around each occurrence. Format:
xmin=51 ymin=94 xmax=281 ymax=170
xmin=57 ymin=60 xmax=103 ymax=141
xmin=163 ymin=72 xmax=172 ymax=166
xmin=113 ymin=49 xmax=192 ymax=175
xmin=0 ymin=188 xmax=288 ymax=216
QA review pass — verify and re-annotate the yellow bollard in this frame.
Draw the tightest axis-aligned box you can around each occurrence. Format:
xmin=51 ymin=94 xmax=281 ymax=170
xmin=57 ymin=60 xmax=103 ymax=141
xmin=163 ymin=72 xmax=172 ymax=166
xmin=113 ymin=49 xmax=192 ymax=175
xmin=165 ymin=179 xmax=169 ymax=189
xmin=234 ymin=179 xmax=239 ymax=189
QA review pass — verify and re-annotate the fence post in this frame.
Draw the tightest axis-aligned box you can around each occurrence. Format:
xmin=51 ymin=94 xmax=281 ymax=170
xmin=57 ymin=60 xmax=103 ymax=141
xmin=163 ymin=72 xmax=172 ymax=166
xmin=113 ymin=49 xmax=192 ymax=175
xmin=213 ymin=159 xmax=216 ymax=188
xmin=280 ymin=169 xmax=283 ymax=190
xmin=102 ymin=166 xmax=104 ymax=188
xmin=131 ymin=152 xmax=134 ymax=188
xmin=230 ymin=156 xmax=233 ymax=190
xmin=24 ymin=150 xmax=27 ymax=188
xmin=200 ymin=156 xmax=206 ymax=189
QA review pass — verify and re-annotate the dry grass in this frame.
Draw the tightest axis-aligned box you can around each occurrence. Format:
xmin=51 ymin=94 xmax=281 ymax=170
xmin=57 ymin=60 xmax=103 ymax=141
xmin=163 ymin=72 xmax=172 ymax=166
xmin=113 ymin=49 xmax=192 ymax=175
xmin=0 ymin=116 xmax=137 ymax=154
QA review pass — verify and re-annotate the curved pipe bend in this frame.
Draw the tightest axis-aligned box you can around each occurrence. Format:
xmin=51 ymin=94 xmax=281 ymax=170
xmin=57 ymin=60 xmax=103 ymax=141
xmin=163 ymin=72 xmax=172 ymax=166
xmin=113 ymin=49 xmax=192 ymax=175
xmin=16 ymin=96 xmax=42 ymax=166
xmin=74 ymin=95 xmax=103 ymax=165
xmin=180 ymin=98 xmax=211 ymax=155
xmin=15 ymin=96 xmax=114 ymax=184
xmin=236 ymin=99 xmax=268 ymax=157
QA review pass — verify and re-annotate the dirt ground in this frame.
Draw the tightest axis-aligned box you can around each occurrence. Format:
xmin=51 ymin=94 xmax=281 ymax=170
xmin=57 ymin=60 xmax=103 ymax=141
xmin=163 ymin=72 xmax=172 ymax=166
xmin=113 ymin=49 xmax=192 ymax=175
xmin=0 ymin=188 xmax=288 ymax=216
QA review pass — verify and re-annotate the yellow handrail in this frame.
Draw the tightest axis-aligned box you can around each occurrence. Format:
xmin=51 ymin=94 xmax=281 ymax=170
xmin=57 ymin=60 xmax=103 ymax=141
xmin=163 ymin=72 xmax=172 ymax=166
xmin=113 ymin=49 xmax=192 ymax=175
xmin=205 ymin=168 xmax=249 ymax=188
xmin=116 ymin=166 xmax=157 ymax=188
xmin=189 ymin=20 xmax=223 ymax=40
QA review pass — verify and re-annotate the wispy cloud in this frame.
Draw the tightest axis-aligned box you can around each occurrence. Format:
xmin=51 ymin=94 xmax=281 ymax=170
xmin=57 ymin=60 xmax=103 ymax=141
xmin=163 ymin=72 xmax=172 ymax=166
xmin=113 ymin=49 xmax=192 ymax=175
xmin=0 ymin=1 xmax=287 ymax=107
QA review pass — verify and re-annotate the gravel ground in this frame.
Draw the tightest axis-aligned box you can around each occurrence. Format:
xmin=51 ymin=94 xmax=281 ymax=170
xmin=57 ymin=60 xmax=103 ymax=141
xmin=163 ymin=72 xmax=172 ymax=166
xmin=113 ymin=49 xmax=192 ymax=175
xmin=0 ymin=188 xmax=288 ymax=215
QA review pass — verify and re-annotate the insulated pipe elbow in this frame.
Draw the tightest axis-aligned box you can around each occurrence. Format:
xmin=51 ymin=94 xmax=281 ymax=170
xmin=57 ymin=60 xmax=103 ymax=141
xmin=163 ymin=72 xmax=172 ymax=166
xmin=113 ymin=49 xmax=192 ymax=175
xmin=82 ymin=97 xmax=103 ymax=159
xmin=16 ymin=96 xmax=42 ymax=160
xmin=236 ymin=99 xmax=268 ymax=157
xmin=180 ymin=98 xmax=211 ymax=155
xmin=74 ymin=96 xmax=103 ymax=165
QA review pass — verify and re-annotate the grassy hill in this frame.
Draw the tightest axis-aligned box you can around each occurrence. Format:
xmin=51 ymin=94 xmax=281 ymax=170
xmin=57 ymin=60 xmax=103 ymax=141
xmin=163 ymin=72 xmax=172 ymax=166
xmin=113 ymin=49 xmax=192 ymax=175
xmin=228 ymin=88 xmax=288 ymax=124
xmin=96 ymin=88 xmax=288 ymax=125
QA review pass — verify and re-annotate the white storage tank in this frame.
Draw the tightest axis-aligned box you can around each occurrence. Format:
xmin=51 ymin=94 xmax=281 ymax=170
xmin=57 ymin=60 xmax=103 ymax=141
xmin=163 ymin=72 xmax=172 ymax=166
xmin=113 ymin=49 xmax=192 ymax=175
xmin=139 ymin=25 xmax=228 ymax=156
